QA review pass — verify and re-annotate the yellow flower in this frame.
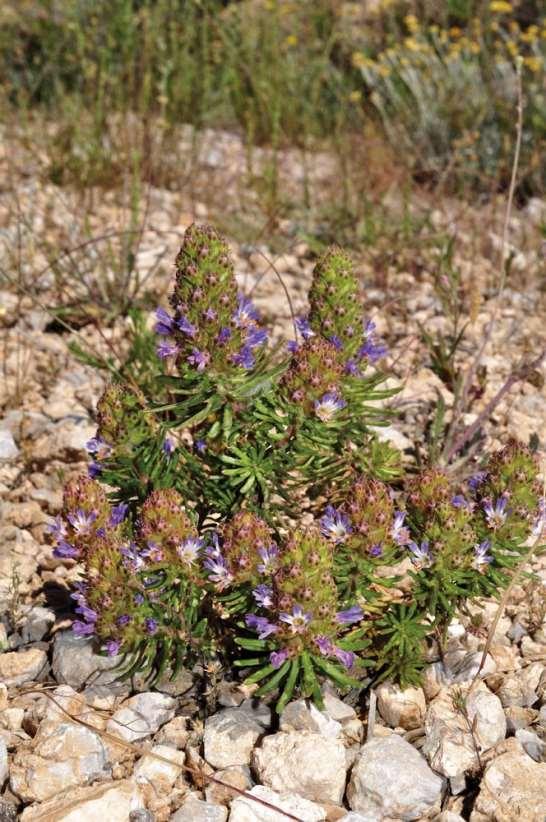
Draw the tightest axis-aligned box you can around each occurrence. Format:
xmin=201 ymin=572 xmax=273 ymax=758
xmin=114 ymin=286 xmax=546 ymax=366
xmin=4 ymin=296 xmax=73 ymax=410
xmin=523 ymin=55 xmax=543 ymax=72
xmin=404 ymin=14 xmax=419 ymax=33
xmin=349 ymin=90 xmax=362 ymax=103
xmin=470 ymin=41 xmax=481 ymax=54
xmin=521 ymin=25 xmax=539 ymax=43
xmin=449 ymin=27 xmax=462 ymax=38
xmin=284 ymin=34 xmax=298 ymax=47
xmin=489 ymin=1 xmax=513 ymax=12
xmin=378 ymin=64 xmax=392 ymax=77
xmin=428 ymin=24 xmax=439 ymax=34
xmin=404 ymin=37 xmax=421 ymax=52
xmin=351 ymin=52 xmax=366 ymax=68
xmin=506 ymin=39 xmax=519 ymax=57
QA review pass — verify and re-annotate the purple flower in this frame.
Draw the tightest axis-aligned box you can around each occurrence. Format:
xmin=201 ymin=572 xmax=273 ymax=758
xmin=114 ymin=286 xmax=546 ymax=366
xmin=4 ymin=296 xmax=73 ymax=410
xmin=162 ymin=436 xmax=175 ymax=456
xmin=187 ymin=347 xmax=210 ymax=371
xmin=279 ymin=605 xmax=311 ymax=634
xmin=217 ymin=327 xmax=232 ymax=345
xmin=109 ymin=503 xmax=128 ymax=527
xmin=154 ymin=307 xmax=175 ymax=335
xmin=452 ymin=495 xmax=471 ymax=509
xmin=333 ymin=647 xmax=355 ymax=669
xmin=320 ymin=505 xmax=352 ymax=543
xmin=116 ymin=614 xmax=131 ymax=627
xmin=245 ymin=326 xmax=268 ymax=349
xmin=67 ymin=509 xmax=97 ymax=535
xmin=232 ymin=345 xmax=255 ymax=370
xmin=86 ymin=436 xmax=112 ymax=460
xmin=105 ymin=639 xmax=121 ymax=656
xmin=472 ymin=539 xmax=493 ymax=571
xmin=468 ymin=471 xmax=487 ymax=492
xmin=195 ymin=439 xmax=206 ymax=454
xmin=369 ymin=543 xmax=383 ymax=557
xmin=336 ymin=605 xmax=363 ymax=625
xmin=143 ymin=541 xmax=164 ymax=563
xmin=233 ymin=295 xmax=259 ymax=327
xmin=330 ymin=334 xmax=343 ymax=351
xmin=204 ymin=555 xmax=233 ymax=590
xmin=120 ymin=542 xmax=146 ymax=572
xmin=47 ymin=516 xmax=67 ymax=540
xmin=157 ymin=340 xmax=180 ymax=359
xmin=257 ymin=545 xmax=279 ymax=574
xmin=358 ymin=319 xmax=387 ymax=362
xmin=73 ymin=620 xmax=95 ymax=637
xmin=345 ymin=358 xmax=361 ymax=377
xmin=245 ymin=614 xmax=278 ymax=639
xmin=176 ymin=536 xmax=203 ymax=565
xmin=88 ymin=461 xmax=102 ymax=478
xmin=75 ymin=603 xmax=98 ymax=623
xmin=391 ymin=511 xmax=410 ymax=546
xmin=134 ymin=592 xmax=145 ymax=606
xmin=408 ymin=539 xmax=433 ymax=567
xmin=315 ymin=635 xmax=333 ymax=655
xmin=177 ymin=315 xmax=197 ymax=337
xmin=53 ymin=540 xmax=80 ymax=559
xmin=145 ymin=618 xmax=158 ymax=635
xmin=204 ymin=307 xmax=217 ymax=321
xmin=295 ymin=316 xmax=315 ymax=340
xmin=483 ymin=497 xmax=508 ymax=529
xmin=287 ymin=340 xmax=299 ymax=354
xmin=270 ymin=649 xmax=289 ymax=668
xmin=314 ymin=392 xmax=346 ymax=422
xmin=531 ymin=499 xmax=546 ymax=540
xmin=253 ymin=584 xmax=273 ymax=608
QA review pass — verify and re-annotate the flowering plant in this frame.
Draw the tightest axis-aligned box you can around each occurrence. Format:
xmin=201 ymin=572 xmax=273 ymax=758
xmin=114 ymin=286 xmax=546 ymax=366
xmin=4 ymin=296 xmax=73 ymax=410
xmin=51 ymin=224 xmax=545 ymax=709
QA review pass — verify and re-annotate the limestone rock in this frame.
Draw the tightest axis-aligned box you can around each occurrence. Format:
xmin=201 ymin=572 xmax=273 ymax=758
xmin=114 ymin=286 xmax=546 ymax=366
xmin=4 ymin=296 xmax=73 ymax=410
xmin=376 ymin=682 xmax=426 ymax=730
xmin=133 ymin=744 xmax=185 ymax=792
xmin=52 ymin=631 xmax=124 ymax=690
xmin=280 ymin=699 xmax=342 ymax=737
xmin=0 ymin=648 xmax=47 ymax=686
xmin=252 ymin=731 xmax=347 ymax=804
xmin=229 ymin=784 xmax=326 ymax=821
xmin=203 ymin=707 xmax=265 ymax=769
xmin=107 ymin=692 xmax=176 ymax=742
xmin=347 ymin=734 xmax=444 ymax=819
xmin=515 ymin=728 xmax=545 ymax=762
xmin=0 ymin=429 xmax=19 ymax=461
xmin=20 ymin=605 xmax=55 ymax=643
xmin=471 ymin=740 xmax=546 ymax=821
xmin=171 ymin=797 xmax=228 ymax=821
xmin=20 ymin=779 xmax=145 ymax=821
xmin=204 ymin=764 xmax=252 ymax=806
xmin=0 ymin=736 xmax=7 ymax=785
xmin=10 ymin=722 xmax=110 ymax=802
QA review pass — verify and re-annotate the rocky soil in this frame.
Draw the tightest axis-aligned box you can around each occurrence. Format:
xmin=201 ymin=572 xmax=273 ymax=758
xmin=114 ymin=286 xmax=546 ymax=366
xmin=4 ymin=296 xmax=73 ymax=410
xmin=0 ymin=130 xmax=546 ymax=820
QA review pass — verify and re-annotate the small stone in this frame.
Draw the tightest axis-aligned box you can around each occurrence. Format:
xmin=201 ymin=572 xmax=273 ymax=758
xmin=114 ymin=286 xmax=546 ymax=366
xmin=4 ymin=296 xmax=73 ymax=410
xmin=322 ymin=690 xmax=357 ymax=723
xmin=52 ymin=631 xmax=123 ymax=689
xmin=252 ymin=731 xmax=347 ymax=804
xmin=229 ymin=784 xmax=326 ymax=821
xmin=10 ymin=721 xmax=110 ymax=802
xmin=280 ymin=700 xmax=342 ymax=738
xmin=497 ymin=673 xmax=537 ymax=708
xmin=20 ymin=779 xmax=145 ymax=822
xmin=472 ymin=739 xmax=546 ymax=820
xmin=376 ymin=682 xmax=426 ymax=730
xmin=133 ymin=666 xmax=193 ymax=697
xmin=204 ymin=764 xmax=252 ymax=806
xmin=515 ymin=729 xmax=545 ymax=762
xmin=154 ymin=716 xmax=189 ymax=749
xmin=347 ymin=734 xmax=444 ymax=819
xmin=107 ymin=692 xmax=176 ymax=743
xmin=0 ymin=799 xmax=18 ymax=822
xmin=2 ymin=707 xmax=25 ymax=730
xmin=0 ymin=736 xmax=8 ymax=785
xmin=505 ymin=705 xmax=538 ymax=732
xmin=133 ymin=744 xmax=185 ymax=792
xmin=20 ymin=606 xmax=55 ymax=643
xmin=0 ymin=430 xmax=19 ymax=461
xmin=0 ymin=648 xmax=47 ymax=686
xmin=444 ymin=650 xmax=496 ymax=684
xmin=171 ymin=797 xmax=228 ymax=822
xmin=203 ymin=707 xmax=265 ymax=769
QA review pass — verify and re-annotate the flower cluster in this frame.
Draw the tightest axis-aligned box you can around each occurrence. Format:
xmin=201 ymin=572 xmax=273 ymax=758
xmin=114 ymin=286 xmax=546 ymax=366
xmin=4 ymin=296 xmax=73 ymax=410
xmin=156 ymin=223 xmax=267 ymax=375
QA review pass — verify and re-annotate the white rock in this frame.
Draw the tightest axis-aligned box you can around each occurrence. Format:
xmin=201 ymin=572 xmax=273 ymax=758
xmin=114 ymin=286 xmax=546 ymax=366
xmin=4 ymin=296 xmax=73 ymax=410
xmin=444 ymin=651 xmax=496 ymax=684
xmin=107 ymin=692 xmax=176 ymax=742
xmin=471 ymin=740 xmax=546 ymax=821
xmin=376 ymin=682 xmax=426 ymax=730
xmin=171 ymin=797 xmax=228 ymax=821
xmin=322 ymin=690 xmax=357 ymax=723
xmin=280 ymin=699 xmax=342 ymax=737
xmin=347 ymin=734 xmax=444 ymax=819
xmin=0 ymin=430 xmax=19 ymax=461
xmin=0 ymin=648 xmax=47 ymax=686
xmin=0 ymin=737 xmax=7 ymax=785
xmin=204 ymin=764 xmax=252 ymax=806
xmin=338 ymin=814 xmax=381 ymax=822
xmin=52 ymin=631 xmax=124 ymax=689
xmin=423 ymin=686 xmax=505 ymax=780
xmin=133 ymin=744 xmax=185 ymax=791
xmin=10 ymin=722 xmax=110 ymax=802
xmin=252 ymin=731 xmax=347 ymax=804
xmin=203 ymin=707 xmax=265 ymax=769
xmin=20 ymin=605 xmax=55 ymax=643
xmin=515 ymin=728 xmax=545 ymax=762
xmin=229 ymin=784 xmax=326 ymax=821
xmin=20 ymin=779 xmax=145 ymax=822
xmin=497 ymin=673 xmax=537 ymax=708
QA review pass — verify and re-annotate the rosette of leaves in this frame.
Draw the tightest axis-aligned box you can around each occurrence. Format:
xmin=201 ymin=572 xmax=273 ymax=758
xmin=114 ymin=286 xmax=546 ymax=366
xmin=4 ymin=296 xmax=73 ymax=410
xmin=52 ymin=480 xmax=211 ymax=681
xmin=232 ymin=527 xmax=371 ymax=712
